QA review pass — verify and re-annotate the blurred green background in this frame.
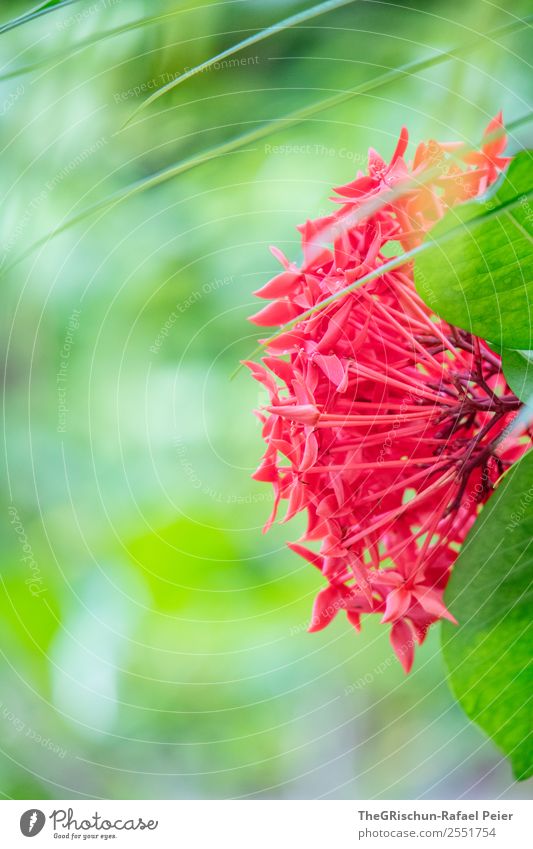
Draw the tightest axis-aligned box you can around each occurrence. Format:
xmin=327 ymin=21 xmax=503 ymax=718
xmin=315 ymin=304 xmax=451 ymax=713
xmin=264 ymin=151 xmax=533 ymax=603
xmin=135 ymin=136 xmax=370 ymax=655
xmin=0 ymin=0 xmax=531 ymax=799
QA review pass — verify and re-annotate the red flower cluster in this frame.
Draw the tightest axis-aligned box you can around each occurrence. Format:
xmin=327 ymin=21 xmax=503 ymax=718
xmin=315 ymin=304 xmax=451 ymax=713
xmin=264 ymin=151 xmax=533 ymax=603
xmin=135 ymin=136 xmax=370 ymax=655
xmin=246 ymin=115 xmax=527 ymax=672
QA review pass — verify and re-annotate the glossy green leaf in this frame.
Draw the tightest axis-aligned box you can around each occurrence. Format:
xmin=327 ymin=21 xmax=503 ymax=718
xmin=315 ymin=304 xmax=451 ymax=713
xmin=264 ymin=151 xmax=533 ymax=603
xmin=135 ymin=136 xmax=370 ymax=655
xmin=442 ymin=450 xmax=533 ymax=780
xmin=502 ymin=349 xmax=533 ymax=402
xmin=415 ymin=151 xmax=533 ymax=349
xmin=234 ymin=144 xmax=531 ymax=375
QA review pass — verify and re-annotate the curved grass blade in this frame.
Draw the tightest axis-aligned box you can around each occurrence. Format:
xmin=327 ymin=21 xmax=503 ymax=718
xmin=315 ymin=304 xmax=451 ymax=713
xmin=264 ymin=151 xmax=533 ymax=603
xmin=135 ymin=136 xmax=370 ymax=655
xmin=0 ymin=0 xmax=80 ymax=36
xmin=0 ymin=114 xmax=496 ymax=277
xmin=0 ymin=137 xmax=265 ymax=277
xmin=3 ymin=110 xmax=530 ymax=279
xmin=118 ymin=15 xmax=531 ymax=139
xmin=123 ymin=0 xmax=360 ymax=127
xmin=234 ymin=188 xmax=533 ymax=376
xmin=124 ymin=12 xmax=532 ymax=129
xmin=3 ymin=22 xmax=531 ymax=276
xmin=0 ymin=1 xmax=245 ymax=83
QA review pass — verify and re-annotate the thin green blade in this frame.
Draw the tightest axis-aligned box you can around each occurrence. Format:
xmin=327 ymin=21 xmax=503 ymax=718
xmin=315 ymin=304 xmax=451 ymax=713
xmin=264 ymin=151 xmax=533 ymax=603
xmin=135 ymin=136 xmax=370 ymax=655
xmin=123 ymin=0 xmax=360 ymax=127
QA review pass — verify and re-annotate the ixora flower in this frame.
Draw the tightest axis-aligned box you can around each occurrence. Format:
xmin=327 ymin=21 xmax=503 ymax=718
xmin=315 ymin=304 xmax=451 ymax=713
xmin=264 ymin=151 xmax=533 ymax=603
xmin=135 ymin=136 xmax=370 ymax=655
xmin=245 ymin=114 xmax=530 ymax=672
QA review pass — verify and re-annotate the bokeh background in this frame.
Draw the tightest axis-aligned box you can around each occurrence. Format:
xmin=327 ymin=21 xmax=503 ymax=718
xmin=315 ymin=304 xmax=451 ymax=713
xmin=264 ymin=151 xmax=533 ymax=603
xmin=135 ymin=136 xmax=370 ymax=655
xmin=1 ymin=0 xmax=531 ymax=799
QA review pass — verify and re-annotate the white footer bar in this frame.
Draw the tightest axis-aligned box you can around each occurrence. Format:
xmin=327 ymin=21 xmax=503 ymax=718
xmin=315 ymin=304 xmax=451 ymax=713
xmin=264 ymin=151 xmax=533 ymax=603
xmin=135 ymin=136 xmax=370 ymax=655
xmin=1 ymin=799 xmax=531 ymax=847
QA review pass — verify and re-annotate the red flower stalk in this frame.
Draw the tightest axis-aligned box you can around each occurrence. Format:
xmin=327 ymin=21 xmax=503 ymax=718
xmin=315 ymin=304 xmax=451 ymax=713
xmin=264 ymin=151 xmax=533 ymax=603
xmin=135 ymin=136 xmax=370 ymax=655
xmin=246 ymin=114 xmax=528 ymax=672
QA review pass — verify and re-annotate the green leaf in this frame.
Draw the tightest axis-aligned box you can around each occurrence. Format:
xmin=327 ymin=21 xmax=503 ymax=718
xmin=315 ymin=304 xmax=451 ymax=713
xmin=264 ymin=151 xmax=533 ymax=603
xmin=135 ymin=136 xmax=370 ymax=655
xmin=415 ymin=151 xmax=533 ymax=349
xmin=502 ymin=349 xmax=533 ymax=402
xmin=442 ymin=450 xmax=533 ymax=780
xmin=232 ymin=140 xmax=531 ymax=376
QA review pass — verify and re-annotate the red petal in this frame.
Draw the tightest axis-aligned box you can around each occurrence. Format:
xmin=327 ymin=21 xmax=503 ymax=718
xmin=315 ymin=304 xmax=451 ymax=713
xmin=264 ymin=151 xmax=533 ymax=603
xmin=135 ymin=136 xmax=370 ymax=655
xmin=287 ymin=542 xmax=324 ymax=571
xmin=316 ymin=298 xmax=353 ymax=352
xmin=390 ymin=619 xmax=415 ymax=673
xmin=269 ymin=245 xmax=290 ymax=267
xmin=248 ymin=300 xmax=300 ymax=327
xmin=262 ymin=356 xmax=295 ymax=387
xmin=242 ymin=360 xmax=278 ymax=396
xmin=308 ymin=585 xmax=346 ymax=632
xmin=368 ymin=147 xmax=387 ymax=176
xmin=412 ymin=141 xmax=427 ymax=170
xmin=266 ymin=331 xmax=305 ymax=352
xmin=346 ymin=610 xmax=361 ymax=632
xmin=254 ymin=271 xmax=301 ymax=299
xmin=252 ymin=457 xmax=278 ymax=482
xmin=313 ymin=353 xmax=346 ymax=389
xmin=483 ymin=111 xmax=506 ymax=158
xmin=334 ymin=175 xmax=375 ymax=199
xmin=300 ymin=431 xmax=319 ymax=472
xmin=263 ymin=486 xmax=280 ymax=533
xmin=391 ymin=126 xmax=409 ymax=164
xmin=265 ymin=403 xmax=319 ymax=425
xmin=282 ymin=481 xmax=307 ymax=523
xmin=412 ymin=588 xmax=457 ymax=623
xmin=381 ymin=587 xmax=411 ymax=623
